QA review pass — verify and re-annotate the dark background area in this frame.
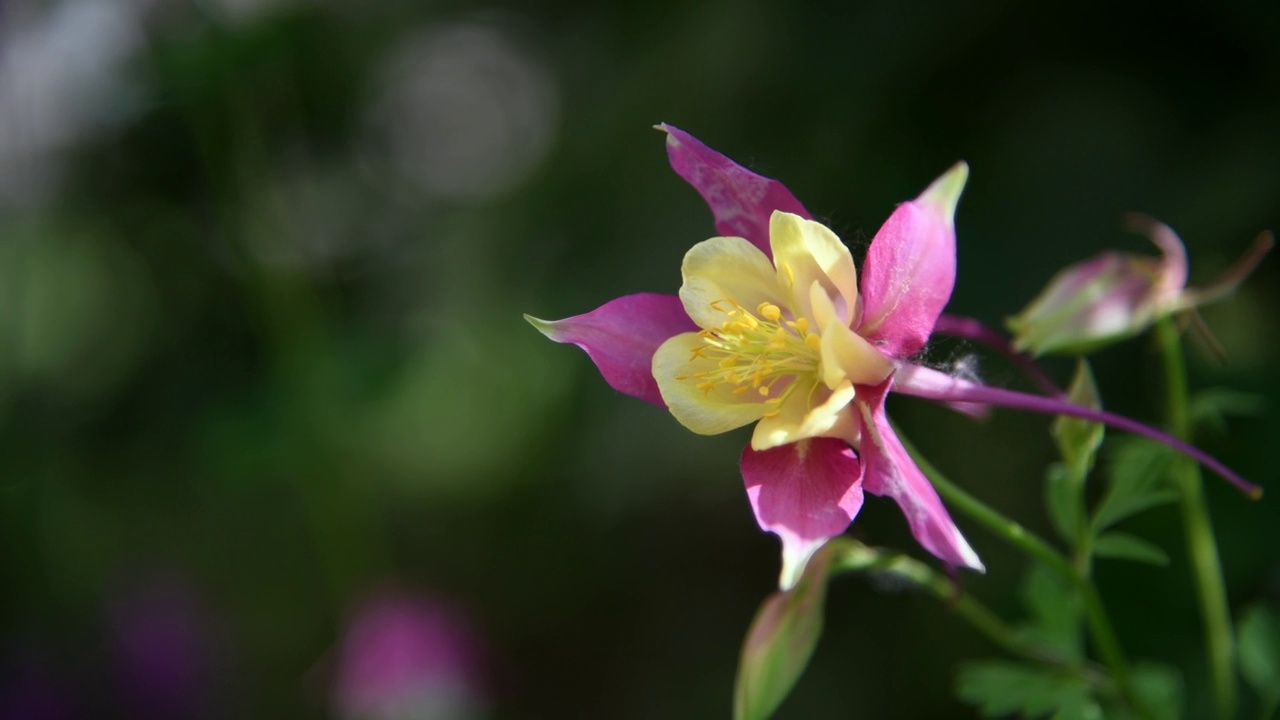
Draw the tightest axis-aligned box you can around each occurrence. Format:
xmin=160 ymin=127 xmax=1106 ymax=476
xmin=0 ymin=0 xmax=1277 ymax=717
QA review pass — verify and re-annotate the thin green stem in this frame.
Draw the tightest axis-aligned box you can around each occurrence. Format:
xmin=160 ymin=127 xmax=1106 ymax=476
xmin=1157 ymin=315 xmax=1236 ymax=719
xmin=895 ymin=427 xmax=1142 ymax=714
xmin=832 ymin=541 xmax=1102 ymax=683
xmin=1073 ymin=507 xmax=1095 ymax=579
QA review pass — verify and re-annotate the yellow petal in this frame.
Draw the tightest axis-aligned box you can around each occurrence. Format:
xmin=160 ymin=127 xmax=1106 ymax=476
xmin=820 ymin=321 xmax=894 ymax=389
xmin=653 ymin=331 xmax=767 ymax=435
xmin=679 ymin=236 xmax=786 ymax=330
xmin=808 ymin=280 xmax=839 ymax=332
xmin=750 ymin=379 xmax=858 ymax=451
xmin=770 ymin=211 xmax=859 ymax=325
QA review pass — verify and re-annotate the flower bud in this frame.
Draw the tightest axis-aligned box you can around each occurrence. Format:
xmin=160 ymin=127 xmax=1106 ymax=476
xmin=1008 ymin=217 xmax=1271 ymax=356
xmin=1007 ymin=251 xmax=1172 ymax=355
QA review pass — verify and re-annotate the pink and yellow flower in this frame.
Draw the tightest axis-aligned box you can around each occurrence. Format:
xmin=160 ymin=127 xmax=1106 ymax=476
xmin=528 ymin=126 xmax=1260 ymax=588
xmin=529 ymin=126 xmax=978 ymax=588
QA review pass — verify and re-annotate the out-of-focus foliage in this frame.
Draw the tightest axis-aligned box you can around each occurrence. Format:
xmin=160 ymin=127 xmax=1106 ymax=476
xmin=1238 ymin=604 xmax=1280 ymax=718
xmin=1 ymin=0 xmax=1278 ymax=718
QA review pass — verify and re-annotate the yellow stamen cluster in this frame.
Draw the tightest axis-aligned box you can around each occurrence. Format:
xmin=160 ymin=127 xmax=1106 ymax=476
xmin=677 ymin=299 xmax=822 ymax=416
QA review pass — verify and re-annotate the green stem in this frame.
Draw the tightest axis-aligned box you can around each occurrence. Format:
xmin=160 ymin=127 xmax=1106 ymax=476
xmin=895 ymin=427 xmax=1141 ymax=713
xmin=1156 ymin=316 xmax=1236 ymax=719
xmin=832 ymin=541 xmax=1103 ymax=683
xmin=1073 ymin=500 xmax=1095 ymax=580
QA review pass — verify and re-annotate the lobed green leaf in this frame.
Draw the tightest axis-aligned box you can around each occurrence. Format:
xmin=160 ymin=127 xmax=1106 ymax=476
xmin=1092 ymin=532 xmax=1170 ymax=566
xmin=1020 ymin=564 xmax=1084 ymax=661
xmin=1045 ymin=462 xmax=1084 ymax=547
xmin=1190 ymin=387 xmax=1265 ymax=436
xmin=1091 ymin=438 xmax=1177 ymax=533
xmin=956 ymin=660 xmax=1092 ymax=718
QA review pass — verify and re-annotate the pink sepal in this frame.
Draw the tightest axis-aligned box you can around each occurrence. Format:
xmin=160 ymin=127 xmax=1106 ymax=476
xmin=855 ymin=380 xmax=984 ymax=571
xmin=526 ymin=293 xmax=695 ymax=407
xmin=741 ymin=438 xmax=865 ymax=590
xmin=660 ymin=124 xmax=811 ymax=257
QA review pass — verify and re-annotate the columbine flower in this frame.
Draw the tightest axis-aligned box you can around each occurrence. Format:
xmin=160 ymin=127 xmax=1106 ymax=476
xmin=528 ymin=126 xmax=1260 ymax=588
xmin=530 ymin=126 xmax=979 ymax=588
xmin=1008 ymin=215 xmax=1273 ymax=356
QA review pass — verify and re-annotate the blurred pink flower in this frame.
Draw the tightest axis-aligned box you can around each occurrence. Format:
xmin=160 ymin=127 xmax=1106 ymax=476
xmin=108 ymin=574 xmax=214 ymax=720
xmin=0 ymin=643 xmax=78 ymax=720
xmin=333 ymin=589 xmax=487 ymax=720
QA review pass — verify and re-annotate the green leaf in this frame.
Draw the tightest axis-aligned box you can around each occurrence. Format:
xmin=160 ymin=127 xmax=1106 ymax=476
xmin=1050 ymin=695 xmax=1104 ymax=720
xmin=1190 ymin=387 xmax=1265 ymax=436
xmin=1045 ymin=462 xmax=1084 ymax=546
xmin=733 ymin=540 xmax=837 ymax=720
xmin=1237 ymin=603 xmax=1280 ymax=716
xmin=1091 ymin=437 xmax=1177 ymax=533
xmin=1092 ymin=532 xmax=1170 ymax=566
xmin=956 ymin=660 xmax=1092 ymax=717
xmin=1131 ymin=662 xmax=1183 ymax=720
xmin=1021 ymin=564 xmax=1083 ymax=661
xmin=1052 ymin=360 xmax=1105 ymax=472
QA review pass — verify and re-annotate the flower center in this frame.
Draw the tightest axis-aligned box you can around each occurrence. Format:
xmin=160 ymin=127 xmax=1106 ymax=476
xmin=679 ymin=299 xmax=822 ymax=413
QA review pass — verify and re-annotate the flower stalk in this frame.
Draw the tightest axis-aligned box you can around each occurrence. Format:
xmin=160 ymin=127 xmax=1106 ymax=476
xmin=830 ymin=541 xmax=1105 ymax=683
xmin=1157 ymin=315 xmax=1236 ymax=720
xmin=895 ymin=426 xmax=1143 ymax=714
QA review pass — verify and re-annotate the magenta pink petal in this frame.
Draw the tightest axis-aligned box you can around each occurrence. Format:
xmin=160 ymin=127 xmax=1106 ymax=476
xmin=855 ymin=380 xmax=984 ymax=571
xmin=1126 ymin=214 xmax=1188 ymax=299
xmin=737 ymin=435 xmax=865 ymax=586
xmin=857 ymin=200 xmax=958 ymax=359
xmin=660 ymin=124 xmax=811 ymax=256
xmin=526 ymin=293 xmax=695 ymax=408
xmin=741 ymin=438 xmax=864 ymax=589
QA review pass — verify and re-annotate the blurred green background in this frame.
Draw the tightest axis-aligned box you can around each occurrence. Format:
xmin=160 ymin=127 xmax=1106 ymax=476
xmin=1 ymin=0 xmax=1277 ymax=717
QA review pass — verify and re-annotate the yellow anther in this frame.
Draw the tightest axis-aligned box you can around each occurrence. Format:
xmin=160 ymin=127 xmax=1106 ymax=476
xmin=686 ymin=297 xmax=824 ymax=402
